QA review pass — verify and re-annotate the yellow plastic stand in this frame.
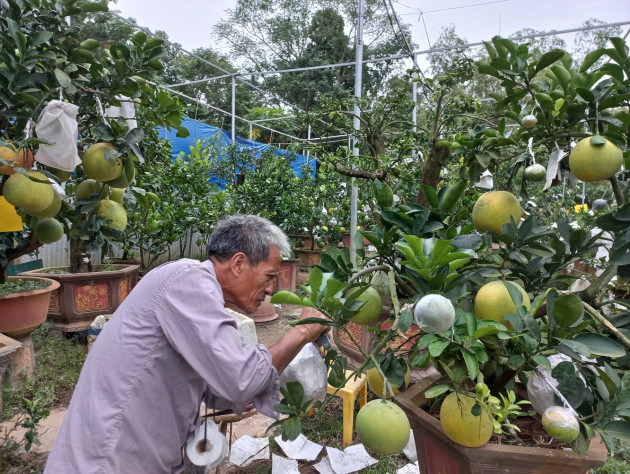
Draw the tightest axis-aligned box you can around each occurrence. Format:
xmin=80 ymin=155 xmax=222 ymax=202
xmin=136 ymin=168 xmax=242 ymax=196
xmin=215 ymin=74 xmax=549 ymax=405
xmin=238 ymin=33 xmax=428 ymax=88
xmin=327 ymin=369 xmax=368 ymax=447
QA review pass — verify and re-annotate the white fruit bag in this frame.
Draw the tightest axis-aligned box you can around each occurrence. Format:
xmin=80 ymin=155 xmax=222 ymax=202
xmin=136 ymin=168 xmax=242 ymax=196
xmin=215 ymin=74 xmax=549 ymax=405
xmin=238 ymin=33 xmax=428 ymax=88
xmin=34 ymin=100 xmax=81 ymax=172
xmin=279 ymin=342 xmax=327 ymax=404
xmin=104 ymin=95 xmax=137 ymax=130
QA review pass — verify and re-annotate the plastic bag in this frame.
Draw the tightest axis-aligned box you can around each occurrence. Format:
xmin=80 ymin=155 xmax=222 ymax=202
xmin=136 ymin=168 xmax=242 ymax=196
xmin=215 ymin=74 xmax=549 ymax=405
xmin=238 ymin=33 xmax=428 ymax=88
xmin=279 ymin=343 xmax=327 ymax=404
xmin=104 ymin=95 xmax=137 ymax=130
xmin=34 ymin=100 xmax=81 ymax=171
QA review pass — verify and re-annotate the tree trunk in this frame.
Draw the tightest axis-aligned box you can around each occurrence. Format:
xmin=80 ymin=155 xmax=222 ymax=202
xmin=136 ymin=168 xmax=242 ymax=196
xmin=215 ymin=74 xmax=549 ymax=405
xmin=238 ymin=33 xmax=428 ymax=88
xmin=1 ymin=233 xmax=43 ymax=284
xmin=416 ymin=144 xmax=450 ymax=206
xmin=70 ymin=238 xmax=91 ymax=273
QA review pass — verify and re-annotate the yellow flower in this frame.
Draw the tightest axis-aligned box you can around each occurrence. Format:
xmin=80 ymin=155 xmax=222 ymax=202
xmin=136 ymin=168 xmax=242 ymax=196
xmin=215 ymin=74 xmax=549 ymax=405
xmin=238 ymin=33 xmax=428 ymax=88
xmin=574 ymin=204 xmax=588 ymax=213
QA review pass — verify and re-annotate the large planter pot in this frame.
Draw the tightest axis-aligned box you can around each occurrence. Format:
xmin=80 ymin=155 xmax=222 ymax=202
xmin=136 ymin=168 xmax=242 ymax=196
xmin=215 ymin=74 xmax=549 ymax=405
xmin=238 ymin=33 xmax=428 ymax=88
xmin=294 ymin=248 xmax=323 ymax=272
xmin=20 ymin=264 xmax=139 ymax=333
xmin=0 ymin=276 xmax=60 ymax=338
xmin=394 ymin=380 xmax=608 ymax=474
xmin=274 ymin=259 xmax=299 ymax=293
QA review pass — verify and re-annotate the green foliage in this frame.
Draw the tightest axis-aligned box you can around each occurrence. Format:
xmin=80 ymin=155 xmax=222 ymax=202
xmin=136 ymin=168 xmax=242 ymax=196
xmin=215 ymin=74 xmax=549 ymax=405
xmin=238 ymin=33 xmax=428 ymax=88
xmin=0 ymin=278 xmax=50 ymax=296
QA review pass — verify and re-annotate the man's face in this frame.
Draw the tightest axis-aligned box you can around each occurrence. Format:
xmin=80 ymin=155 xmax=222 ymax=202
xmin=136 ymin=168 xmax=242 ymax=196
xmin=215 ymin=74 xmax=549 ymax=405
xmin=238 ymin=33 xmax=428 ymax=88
xmin=236 ymin=245 xmax=281 ymax=314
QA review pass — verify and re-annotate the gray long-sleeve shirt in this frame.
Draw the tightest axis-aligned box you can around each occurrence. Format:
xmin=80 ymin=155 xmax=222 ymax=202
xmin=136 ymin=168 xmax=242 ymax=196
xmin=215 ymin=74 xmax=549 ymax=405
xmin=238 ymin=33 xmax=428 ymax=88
xmin=44 ymin=259 xmax=279 ymax=473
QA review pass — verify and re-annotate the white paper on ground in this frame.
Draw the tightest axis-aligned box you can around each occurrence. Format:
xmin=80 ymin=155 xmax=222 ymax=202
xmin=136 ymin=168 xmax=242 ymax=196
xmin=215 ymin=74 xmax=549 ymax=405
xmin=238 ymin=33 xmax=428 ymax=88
xmin=327 ymin=445 xmax=378 ymax=473
xmin=397 ymin=461 xmax=420 ymax=474
xmin=313 ymin=456 xmax=335 ymax=474
xmin=403 ymin=429 xmax=417 ymax=462
xmin=227 ymin=435 xmax=269 ymax=467
xmin=275 ymin=433 xmax=323 ymax=461
xmin=271 ymin=454 xmax=300 ymax=474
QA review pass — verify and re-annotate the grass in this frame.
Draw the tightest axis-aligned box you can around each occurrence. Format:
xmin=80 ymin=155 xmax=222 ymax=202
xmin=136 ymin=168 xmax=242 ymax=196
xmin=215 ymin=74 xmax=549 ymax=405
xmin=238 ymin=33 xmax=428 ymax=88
xmin=2 ymin=323 xmax=86 ymax=420
xmin=0 ymin=279 xmax=51 ymax=297
xmin=592 ymin=441 xmax=630 ymax=474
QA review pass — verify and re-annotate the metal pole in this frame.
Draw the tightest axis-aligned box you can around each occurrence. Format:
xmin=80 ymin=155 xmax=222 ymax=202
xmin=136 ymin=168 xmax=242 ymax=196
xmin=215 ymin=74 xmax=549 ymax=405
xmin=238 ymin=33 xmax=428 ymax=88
xmin=350 ymin=0 xmax=364 ymax=266
xmin=231 ymin=75 xmax=236 ymax=143
xmin=412 ymin=53 xmax=418 ymax=160
xmin=307 ymin=124 xmax=312 ymax=170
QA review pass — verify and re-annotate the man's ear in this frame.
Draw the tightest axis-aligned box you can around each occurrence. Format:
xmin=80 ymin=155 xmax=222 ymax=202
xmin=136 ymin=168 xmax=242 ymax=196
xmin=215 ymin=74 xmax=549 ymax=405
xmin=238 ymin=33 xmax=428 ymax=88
xmin=230 ymin=252 xmax=247 ymax=277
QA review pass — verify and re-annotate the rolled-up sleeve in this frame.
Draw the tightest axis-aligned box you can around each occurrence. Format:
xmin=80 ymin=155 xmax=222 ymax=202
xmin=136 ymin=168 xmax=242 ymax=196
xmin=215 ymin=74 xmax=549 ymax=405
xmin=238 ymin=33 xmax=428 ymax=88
xmin=153 ymin=262 xmax=279 ymax=417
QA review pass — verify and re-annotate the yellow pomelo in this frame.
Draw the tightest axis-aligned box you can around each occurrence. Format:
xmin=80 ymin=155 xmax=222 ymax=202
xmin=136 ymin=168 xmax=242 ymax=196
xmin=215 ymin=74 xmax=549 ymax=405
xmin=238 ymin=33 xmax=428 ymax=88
xmin=367 ymin=365 xmax=410 ymax=399
xmin=3 ymin=171 xmax=54 ymax=213
xmin=440 ymin=392 xmax=493 ymax=448
xmin=75 ymin=179 xmax=103 ymax=200
xmin=347 ymin=287 xmax=382 ymax=325
xmin=27 ymin=191 xmax=61 ymax=218
xmin=0 ymin=142 xmax=33 ymax=175
xmin=355 ymin=399 xmax=410 ymax=455
xmin=82 ymin=143 xmax=123 ymax=181
xmin=109 ymin=187 xmax=125 ymax=205
xmin=472 ymin=191 xmax=521 ymax=234
xmin=569 ymin=136 xmax=622 ymax=182
xmin=542 ymin=406 xmax=579 ymax=442
xmin=34 ymin=218 xmax=64 ymax=244
xmin=96 ymin=199 xmax=127 ymax=230
xmin=474 ymin=280 xmax=531 ymax=328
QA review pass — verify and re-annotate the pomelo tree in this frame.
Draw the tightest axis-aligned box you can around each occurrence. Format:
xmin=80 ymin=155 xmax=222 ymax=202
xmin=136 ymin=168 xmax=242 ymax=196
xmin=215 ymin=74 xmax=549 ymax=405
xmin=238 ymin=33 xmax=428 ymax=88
xmin=270 ymin=36 xmax=630 ymax=457
xmin=0 ymin=0 xmax=187 ymax=282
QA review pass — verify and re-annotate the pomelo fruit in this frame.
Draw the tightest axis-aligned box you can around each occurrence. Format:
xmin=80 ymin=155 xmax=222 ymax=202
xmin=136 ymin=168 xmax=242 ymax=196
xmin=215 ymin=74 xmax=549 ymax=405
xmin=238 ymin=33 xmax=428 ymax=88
xmin=45 ymin=166 xmax=74 ymax=182
xmin=371 ymin=271 xmax=393 ymax=308
xmin=591 ymin=198 xmax=608 ymax=211
xmin=96 ymin=199 xmax=127 ymax=230
xmin=27 ymin=191 xmax=61 ymax=218
xmin=3 ymin=171 xmax=54 ymax=213
xmin=355 ymin=399 xmax=410 ymax=455
xmin=542 ymin=406 xmax=579 ymax=442
xmin=472 ymin=191 xmax=521 ymax=234
xmin=367 ymin=365 xmax=410 ymax=399
xmin=34 ymin=218 xmax=64 ymax=243
xmin=569 ymin=136 xmax=622 ymax=182
xmin=474 ymin=280 xmax=531 ymax=328
xmin=0 ymin=143 xmax=33 ymax=175
xmin=109 ymin=187 xmax=125 ymax=205
xmin=521 ymin=114 xmax=537 ymax=128
xmin=347 ymin=287 xmax=382 ymax=325
xmin=440 ymin=392 xmax=493 ymax=448
xmin=524 ymin=164 xmax=546 ymax=182
xmin=82 ymin=143 xmax=123 ymax=181
xmin=75 ymin=179 xmax=103 ymax=200
xmin=551 ymin=294 xmax=583 ymax=328
xmin=413 ymin=294 xmax=456 ymax=334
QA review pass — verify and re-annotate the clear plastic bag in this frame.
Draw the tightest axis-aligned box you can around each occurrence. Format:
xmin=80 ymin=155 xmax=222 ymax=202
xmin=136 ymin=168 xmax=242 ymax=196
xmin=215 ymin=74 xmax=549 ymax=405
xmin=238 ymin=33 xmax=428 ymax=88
xmin=279 ymin=342 xmax=327 ymax=404
xmin=34 ymin=100 xmax=81 ymax=171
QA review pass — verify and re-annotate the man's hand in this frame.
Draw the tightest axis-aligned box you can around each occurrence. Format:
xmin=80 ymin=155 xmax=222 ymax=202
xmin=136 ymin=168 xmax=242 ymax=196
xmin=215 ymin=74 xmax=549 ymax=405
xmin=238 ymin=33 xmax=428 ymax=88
xmin=297 ymin=307 xmax=330 ymax=343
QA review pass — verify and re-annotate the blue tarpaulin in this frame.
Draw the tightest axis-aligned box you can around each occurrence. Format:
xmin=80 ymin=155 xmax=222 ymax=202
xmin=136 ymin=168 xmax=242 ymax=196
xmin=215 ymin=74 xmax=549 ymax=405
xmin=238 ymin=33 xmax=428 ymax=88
xmin=157 ymin=117 xmax=312 ymax=188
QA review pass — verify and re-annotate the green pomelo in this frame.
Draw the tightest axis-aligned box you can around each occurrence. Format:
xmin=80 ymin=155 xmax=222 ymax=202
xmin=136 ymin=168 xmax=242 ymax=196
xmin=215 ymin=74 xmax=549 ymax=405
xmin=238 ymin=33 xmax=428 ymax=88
xmin=3 ymin=171 xmax=54 ymax=213
xmin=524 ymin=164 xmax=546 ymax=182
xmin=569 ymin=136 xmax=622 ymax=182
xmin=44 ymin=165 xmax=74 ymax=182
xmin=472 ymin=191 xmax=521 ymax=234
xmin=474 ymin=280 xmax=531 ymax=328
xmin=75 ymin=179 xmax=103 ymax=200
xmin=367 ymin=365 xmax=410 ymax=399
xmin=96 ymin=199 xmax=127 ymax=230
xmin=542 ymin=406 xmax=579 ymax=442
xmin=413 ymin=294 xmax=456 ymax=334
xmin=355 ymin=399 xmax=410 ymax=455
xmin=440 ymin=392 xmax=493 ymax=448
xmin=34 ymin=218 xmax=64 ymax=244
xmin=82 ymin=143 xmax=123 ymax=181
xmin=27 ymin=192 xmax=61 ymax=218
xmin=551 ymin=294 xmax=583 ymax=328
xmin=347 ymin=287 xmax=382 ymax=325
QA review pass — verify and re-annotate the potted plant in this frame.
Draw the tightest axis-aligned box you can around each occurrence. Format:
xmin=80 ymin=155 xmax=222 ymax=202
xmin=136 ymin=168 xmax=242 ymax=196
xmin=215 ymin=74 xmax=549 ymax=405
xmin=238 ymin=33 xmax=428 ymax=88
xmin=267 ymin=36 xmax=629 ymax=471
xmin=0 ymin=0 xmax=187 ymax=332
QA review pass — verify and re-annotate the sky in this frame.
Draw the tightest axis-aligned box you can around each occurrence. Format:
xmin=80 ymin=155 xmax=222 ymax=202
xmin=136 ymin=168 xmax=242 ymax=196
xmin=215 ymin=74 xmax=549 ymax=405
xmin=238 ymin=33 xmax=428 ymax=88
xmin=114 ymin=0 xmax=629 ymax=57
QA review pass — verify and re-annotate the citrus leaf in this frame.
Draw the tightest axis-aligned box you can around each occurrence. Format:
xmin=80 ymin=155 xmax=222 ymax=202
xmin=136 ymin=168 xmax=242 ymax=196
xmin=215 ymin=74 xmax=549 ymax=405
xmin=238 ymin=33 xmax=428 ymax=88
xmin=424 ymin=384 xmax=451 ymax=398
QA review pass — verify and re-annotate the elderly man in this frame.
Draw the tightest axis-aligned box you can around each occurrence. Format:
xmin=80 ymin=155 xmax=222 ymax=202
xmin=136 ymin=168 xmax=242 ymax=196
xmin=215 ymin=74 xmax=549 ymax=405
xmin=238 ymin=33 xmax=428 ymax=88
xmin=45 ymin=214 xmax=328 ymax=474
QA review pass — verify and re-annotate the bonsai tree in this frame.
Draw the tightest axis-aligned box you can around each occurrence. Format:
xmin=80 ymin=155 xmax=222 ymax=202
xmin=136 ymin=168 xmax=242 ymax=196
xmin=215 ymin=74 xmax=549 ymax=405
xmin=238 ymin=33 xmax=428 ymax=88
xmin=0 ymin=0 xmax=187 ymax=283
xmin=269 ymin=36 xmax=630 ymax=460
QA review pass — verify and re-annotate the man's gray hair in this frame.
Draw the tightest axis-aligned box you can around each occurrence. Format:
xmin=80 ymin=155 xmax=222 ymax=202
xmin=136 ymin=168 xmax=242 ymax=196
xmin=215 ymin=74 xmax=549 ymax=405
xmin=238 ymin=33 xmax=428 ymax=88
xmin=207 ymin=214 xmax=290 ymax=266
